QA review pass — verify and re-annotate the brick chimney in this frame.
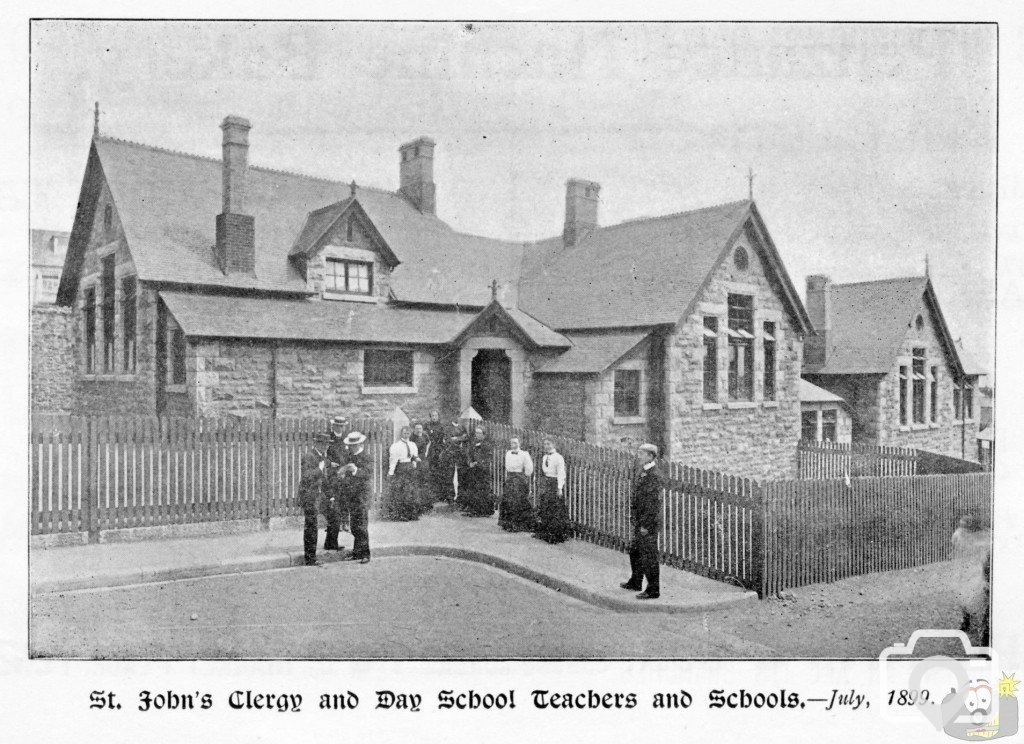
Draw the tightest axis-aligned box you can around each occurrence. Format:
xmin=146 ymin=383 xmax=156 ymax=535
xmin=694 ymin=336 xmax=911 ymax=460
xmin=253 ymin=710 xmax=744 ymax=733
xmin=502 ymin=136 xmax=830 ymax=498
xmin=398 ymin=137 xmax=436 ymax=214
xmin=215 ymin=115 xmax=256 ymax=275
xmin=563 ymin=178 xmax=600 ymax=248
xmin=804 ymin=275 xmax=832 ymax=369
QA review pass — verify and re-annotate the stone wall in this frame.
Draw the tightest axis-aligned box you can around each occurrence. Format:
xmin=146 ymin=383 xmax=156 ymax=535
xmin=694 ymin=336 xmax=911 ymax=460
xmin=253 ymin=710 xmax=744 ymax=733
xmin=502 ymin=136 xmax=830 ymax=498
xmin=664 ymin=226 xmax=802 ymax=479
xmin=527 ymin=374 xmax=587 ymax=440
xmin=30 ymin=305 xmax=77 ymax=413
xmin=189 ymin=338 xmax=457 ymax=422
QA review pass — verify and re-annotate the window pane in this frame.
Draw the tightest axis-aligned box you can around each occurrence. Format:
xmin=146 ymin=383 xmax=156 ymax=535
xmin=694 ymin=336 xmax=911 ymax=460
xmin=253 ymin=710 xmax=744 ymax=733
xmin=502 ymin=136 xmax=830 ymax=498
xmin=325 ymin=260 xmax=344 ymax=290
xmin=101 ymin=255 xmax=116 ymax=372
xmin=121 ymin=277 xmax=136 ymax=373
xmin=84 ymin=289 xmax=96 ymax=373
xmin=614 ymin=369 xmax=641 ymax=417
xmin=899 ymin=366 xmax=909 ymax=425
xmin=364 ymin=349 xmax=414 ymax=387
xmin=801 ymin=410 xmax=819 ymax=441
xmin=821 ymin=409 xmax=837 ymax=441
xmin=727 ymin=294 xmax=754 ymax=401
xmin=349 ymin=262 xmax=371 ymax=294
xmin=912 ymin=348 xmax=925 ymax=424
xmin=703 ymin=317 xmax=718 ymax=402
xmin=170 ymin=326 xmax=186 ymax=385
xmin=763 ymin=321 xmax=776 ymax=401
xmin=930 ymin=366 xmax=938 ymax=423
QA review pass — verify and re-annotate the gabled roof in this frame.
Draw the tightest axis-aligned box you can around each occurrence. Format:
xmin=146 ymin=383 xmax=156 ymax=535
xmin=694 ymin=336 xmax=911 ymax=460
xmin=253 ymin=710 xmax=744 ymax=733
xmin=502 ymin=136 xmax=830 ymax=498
xmin=535 ymin=329 xmax=653 ymax=374
xmin=449 ymin=300 xmax=570 ymax=350
xmin=161 ymin=291 xmax=476 ymax=345
xmin=517 ymin=200 xmax=812 ymax=334
xmin=809 ymin=276 xmax=979 ymax=377
xmin=798 ymin=379 xmax=847 ymax=404
xmin=58 ymin=135 xmax=522 ymax=306
xmin=288 ymin=197 xmax=399 ymax=266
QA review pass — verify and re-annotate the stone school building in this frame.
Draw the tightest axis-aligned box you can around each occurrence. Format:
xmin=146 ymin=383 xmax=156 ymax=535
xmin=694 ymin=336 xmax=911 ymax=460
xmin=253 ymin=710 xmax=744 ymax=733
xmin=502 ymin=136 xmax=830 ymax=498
xmin=55 ymin=115 xmax=814 ymax=478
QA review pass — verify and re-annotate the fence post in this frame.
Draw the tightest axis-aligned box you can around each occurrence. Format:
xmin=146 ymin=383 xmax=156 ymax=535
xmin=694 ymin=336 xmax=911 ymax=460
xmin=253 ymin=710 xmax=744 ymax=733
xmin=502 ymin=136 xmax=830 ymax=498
xmin=755 ymin=481 xmax=768 ymax=598
xmin=83 ymin=418 xmax=99 ymax=542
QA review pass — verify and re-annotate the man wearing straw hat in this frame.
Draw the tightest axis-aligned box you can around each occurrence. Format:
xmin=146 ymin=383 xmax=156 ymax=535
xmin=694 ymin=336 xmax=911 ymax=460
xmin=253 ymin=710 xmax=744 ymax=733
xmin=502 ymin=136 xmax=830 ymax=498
xmin=339 ymin=431 xmax=372 ymax=564
xmin=621 ymin=443 xmax=664 ymax=600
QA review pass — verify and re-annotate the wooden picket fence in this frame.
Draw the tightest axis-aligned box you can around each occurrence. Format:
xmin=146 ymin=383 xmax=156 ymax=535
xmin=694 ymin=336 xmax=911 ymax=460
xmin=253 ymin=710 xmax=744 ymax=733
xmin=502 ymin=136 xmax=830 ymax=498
xmin=760 ymin=472 xmax=992 ymax=597
xmin=484 ymin=421 xmax=762 ymax=591
xmin=797 ymin=440 xmax=918 ymax=478
xmin=30 ymin=414 xmax=391 ymax=538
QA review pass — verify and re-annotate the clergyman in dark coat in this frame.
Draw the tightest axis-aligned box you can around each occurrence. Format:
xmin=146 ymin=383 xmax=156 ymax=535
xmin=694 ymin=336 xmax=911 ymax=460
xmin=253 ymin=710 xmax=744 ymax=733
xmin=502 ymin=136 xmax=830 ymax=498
xmin=621 ymin=443 xmax=664 ymax=599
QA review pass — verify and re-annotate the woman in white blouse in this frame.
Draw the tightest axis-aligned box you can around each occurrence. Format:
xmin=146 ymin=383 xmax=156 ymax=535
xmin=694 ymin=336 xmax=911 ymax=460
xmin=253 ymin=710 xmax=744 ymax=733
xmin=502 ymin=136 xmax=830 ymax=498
xmin=533 ymin=437 xmax=571 ymax=544
xmin=498 ymin=437 xmax=536 ymax=532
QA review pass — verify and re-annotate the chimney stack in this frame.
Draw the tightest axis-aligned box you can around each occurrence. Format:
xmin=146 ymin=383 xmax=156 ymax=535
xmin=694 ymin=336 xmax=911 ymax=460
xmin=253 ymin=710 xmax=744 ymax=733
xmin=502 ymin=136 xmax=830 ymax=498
xmin=215 ymin=115 xmax=256 ymax=275
xmin=804 ymin=275 xmax=832 ymax=369
xmin=563 ymin=178 xmax=600 ymax=248
xmin=398 ymin=137 xmax=436 ymax=214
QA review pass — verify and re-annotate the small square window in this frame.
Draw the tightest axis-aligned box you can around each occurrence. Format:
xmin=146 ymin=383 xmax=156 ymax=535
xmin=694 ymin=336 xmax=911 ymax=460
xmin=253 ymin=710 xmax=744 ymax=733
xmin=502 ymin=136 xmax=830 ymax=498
xmin=364 ymin=349 xmax=414 ymax=388
xmin=325 ymin=259 xmax=373 ymax=296
xmin=613 ymin=368 xmax=642 ymax=418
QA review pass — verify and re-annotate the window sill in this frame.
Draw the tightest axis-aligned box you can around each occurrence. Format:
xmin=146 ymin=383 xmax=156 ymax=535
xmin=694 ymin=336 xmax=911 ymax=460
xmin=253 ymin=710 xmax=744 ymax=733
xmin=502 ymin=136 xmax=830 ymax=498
xmin=899 ymin=425 xmax=911 ymax=432
xmin=762 ymin=401 xmax=779 ymax=409
xmin=612 ymin=415 xmax=646 ymax=425
xmin=725 ymin=401 xmax=757 ymax=409
xmin=929 ymin=423 xmax=941 ymax=429
xmin=702 ymin=402 xmax=723 ymax=411
xmin=323 ymin=292 xmax=377 ymax=304
xmin=81 ymin=373 xmax=122 ymax=382
xmin=911 ymin=423 xmax=929 ymax=431
xmin=361 ymin=385 xmax=417 ymax=395
xmin=165 ymin=383 xmax=187 ymax=394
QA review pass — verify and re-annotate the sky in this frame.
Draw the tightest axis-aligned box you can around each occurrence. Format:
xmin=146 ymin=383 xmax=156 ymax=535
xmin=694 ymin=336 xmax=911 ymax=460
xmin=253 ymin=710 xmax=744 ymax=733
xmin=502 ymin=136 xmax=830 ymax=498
xmin=29 ymin=21 xmax=996 ymax=370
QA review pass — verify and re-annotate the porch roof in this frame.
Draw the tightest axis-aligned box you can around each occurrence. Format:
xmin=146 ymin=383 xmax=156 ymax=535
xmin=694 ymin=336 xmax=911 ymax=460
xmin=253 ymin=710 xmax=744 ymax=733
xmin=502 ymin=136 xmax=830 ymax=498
xmin=534 ymin=329 xmax=653 ymax=374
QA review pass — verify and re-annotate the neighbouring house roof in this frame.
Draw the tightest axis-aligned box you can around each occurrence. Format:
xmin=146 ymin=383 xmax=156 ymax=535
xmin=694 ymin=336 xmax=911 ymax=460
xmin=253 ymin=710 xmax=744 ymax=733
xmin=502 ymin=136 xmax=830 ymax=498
xmin=59 ymin=136 xmax=524 ymax=306
xmin=810 ymin=276 xmax=979 ymax=378
xmin=798 ymin=379 xmax=847 ymax=405
xmin=517 ymin=200 xmax=812 ymax=334
xmin=31 ymin=229 xmax=70 ymax=268
xmin=955 ymin=339 xmax=987 ymax=377
xmin=160 ymin=291 xmax=476 ymax=345
xmin=535 ymin=329 xmax=654 ymax=374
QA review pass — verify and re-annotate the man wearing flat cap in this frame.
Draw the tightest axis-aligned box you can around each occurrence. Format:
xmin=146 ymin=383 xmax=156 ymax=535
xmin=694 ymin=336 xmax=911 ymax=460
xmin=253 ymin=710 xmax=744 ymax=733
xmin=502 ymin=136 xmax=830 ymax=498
xmin=339 ymin=431 xmax=372 ymax=563
xmin=298 ymin=433 xmax=333 ymax=567
xmin=322 ymin=415 xmax=350 ymax=551
xmin=621 ymin=442 xmax=664 ymax=599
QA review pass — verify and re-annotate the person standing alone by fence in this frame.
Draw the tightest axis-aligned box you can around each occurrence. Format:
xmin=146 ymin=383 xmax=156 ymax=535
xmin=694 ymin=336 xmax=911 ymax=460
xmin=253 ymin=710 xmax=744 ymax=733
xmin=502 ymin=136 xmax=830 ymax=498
xmin=298 ymin=433 xmax=333 ymax=567
xmin=621 ymin=443 xmax=663 ymax=599
xmin=499 ymin=437 xmax=536 ymax=532
xmin=533 ymin=438 xmax=570 ymax=544
xmin=382 ymin=426 xmax=421 ymax=521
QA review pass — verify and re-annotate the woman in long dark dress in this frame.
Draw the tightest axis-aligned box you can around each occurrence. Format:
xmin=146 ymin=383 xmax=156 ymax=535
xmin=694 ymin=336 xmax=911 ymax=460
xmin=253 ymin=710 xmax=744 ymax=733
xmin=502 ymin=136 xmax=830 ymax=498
xmin=380 ymin=426 xmax=421 ymax=521
xmin=461 ymin=426 xmax=495 ymax=517
xmin=409 ymin=422 xmax=433 ymax=515
xmin=499 ymin=437 xmax=536 ymax=532
xmin=533 ymin=437 xmax=571 ymax=543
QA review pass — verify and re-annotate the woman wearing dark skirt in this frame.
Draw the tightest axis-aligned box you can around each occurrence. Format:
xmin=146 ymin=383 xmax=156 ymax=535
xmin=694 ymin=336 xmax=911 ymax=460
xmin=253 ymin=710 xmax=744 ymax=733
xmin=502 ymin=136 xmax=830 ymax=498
xmin=409 ymin=422 xmax=433 ymax=515
xmin=461 ymin=426 xmax=496 ymax=517
xmin=499 ymin=437 xmax=536 ymax=532
xmin=533 ymin=438 xmax=571 ymax=544
xmin=380 ymin=426 xmax=421 ymax=521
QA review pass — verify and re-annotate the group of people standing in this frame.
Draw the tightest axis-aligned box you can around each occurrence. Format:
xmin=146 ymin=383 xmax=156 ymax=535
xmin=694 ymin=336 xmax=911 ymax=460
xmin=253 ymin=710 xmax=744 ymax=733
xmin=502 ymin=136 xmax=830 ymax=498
xmin=298 ymin=409 xmax=665 ymax=602
xmin=297 ymin=416 xmax=372 ymax=567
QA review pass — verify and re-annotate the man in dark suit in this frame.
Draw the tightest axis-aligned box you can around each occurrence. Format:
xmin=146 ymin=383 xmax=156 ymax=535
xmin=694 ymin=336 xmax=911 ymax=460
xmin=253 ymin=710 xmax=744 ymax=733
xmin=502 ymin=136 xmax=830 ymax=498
xmin=323 ymin=415 xmax=349 ymax=550
xmin=339 ymin=431 xmax=373 ymax=564
xmin=621 ymin=443 xmax=664 ymax=599
xmin=298 ymin=433 xmax=333 ymax=567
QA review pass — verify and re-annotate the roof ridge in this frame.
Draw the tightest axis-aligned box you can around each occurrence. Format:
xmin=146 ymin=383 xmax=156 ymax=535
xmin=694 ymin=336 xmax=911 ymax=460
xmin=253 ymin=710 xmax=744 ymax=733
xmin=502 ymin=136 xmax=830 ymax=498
xmin=95 ymin=133 xmax=397 ymax=194
xmin=832 ymin=275 xmax=926 ymax=289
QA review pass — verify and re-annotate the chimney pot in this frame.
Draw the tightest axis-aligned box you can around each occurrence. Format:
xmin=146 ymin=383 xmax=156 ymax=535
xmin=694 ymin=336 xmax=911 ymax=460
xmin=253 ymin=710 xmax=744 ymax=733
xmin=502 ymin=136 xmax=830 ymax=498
xmin=804 ymin=274 xmax=832 ymax=369
xmin=398 ymin=137 xmax=436 ymax=214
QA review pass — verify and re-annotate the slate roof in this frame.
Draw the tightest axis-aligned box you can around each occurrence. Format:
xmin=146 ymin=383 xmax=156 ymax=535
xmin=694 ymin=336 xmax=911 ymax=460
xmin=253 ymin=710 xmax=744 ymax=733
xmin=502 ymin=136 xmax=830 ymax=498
xmin=798 ymin=379 xmax=847 ymax=404
xmin=955 ymin=339 xmax=987 ymax=377
xmin=810 ymin=276 xmax=980 ymax=377
xmin=519 ymin=200 xmax=768 ymax=330
xmin=62 ymin=136 xmax=524 ymax=305
xmin=535 ymin=330 xmax=653 ymax=374
xmin=161 ymin=291 xmax=475 ymax=344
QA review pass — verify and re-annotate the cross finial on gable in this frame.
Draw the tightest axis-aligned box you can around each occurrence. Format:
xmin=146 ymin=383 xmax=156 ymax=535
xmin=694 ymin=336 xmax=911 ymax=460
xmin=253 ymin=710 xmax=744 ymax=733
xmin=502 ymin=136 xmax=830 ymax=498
xmin=490 ymin=279 xmax=499 ymax=302
xmin=747 ymin=166 xmax=755 ymax=201
xmin=350 ymin=180 xmax=357 ymax=198
xmin=93 ymin=102 xmax=100 ymax=138
xmin=925 ymin=252 xmax=930 ymax=278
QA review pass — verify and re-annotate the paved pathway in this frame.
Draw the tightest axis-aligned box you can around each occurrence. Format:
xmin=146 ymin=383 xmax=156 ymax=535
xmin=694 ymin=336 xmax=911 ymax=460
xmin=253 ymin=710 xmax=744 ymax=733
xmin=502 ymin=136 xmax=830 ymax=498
xmin=30 ymin=505 xmax=755 ymax=614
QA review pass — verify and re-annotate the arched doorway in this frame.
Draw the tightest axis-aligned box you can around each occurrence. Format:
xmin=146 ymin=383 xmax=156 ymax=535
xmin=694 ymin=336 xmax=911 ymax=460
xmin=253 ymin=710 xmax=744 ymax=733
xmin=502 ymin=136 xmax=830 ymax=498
xmin=471 ymin=349 xmax=512 ymax=423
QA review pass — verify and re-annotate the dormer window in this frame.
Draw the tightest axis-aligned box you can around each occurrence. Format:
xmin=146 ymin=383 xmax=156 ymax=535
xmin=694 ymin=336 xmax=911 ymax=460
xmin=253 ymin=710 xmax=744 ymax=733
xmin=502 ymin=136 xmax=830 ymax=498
xmin=325 ymin=258 xmax=372 ymax=295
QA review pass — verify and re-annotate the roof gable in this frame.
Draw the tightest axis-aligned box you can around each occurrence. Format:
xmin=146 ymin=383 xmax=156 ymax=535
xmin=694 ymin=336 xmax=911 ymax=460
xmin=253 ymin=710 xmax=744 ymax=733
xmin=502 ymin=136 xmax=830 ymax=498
xmin=450 ymin=300 xmax=570 ymax=350
xmin=289 ymin=198 xmax=399 ymax=266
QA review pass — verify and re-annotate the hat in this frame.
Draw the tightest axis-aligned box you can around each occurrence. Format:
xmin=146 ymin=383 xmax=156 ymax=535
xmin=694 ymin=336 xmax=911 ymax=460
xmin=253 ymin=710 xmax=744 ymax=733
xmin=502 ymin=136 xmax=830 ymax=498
xmin=331 ymin=416 xmax=349 ymax=428
xmin=638 ymin=443 xmax=659 ymax=457
xmin=312 ymin=433 xmax=333 ymax=444
xmin=343 ymin=431 xmax=366 ymax=445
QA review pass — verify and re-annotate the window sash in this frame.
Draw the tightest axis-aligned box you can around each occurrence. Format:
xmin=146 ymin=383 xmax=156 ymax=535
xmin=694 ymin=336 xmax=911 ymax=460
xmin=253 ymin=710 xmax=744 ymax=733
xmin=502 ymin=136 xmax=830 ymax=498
xmin=84 ymin=289 xmax=96 ymax=374
xmin=613 ymin=369 xmax=642 ymax=417
xmin=801 ymin=411 xmax=819 ymax=441
xmin=703 ymin=317 xmax=718 ymax=402
xmin=121 ymin=277 xmax=137 ymax=374
xmin=899 ymin=366 xmax=909 ymax=425
xmin=763 ymin=321 xmax=776 ymax=401
xmin=325 ymin=259 xmax=373 ymax=295
xmin=170 ymin=326 xmax=186 ymax=385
